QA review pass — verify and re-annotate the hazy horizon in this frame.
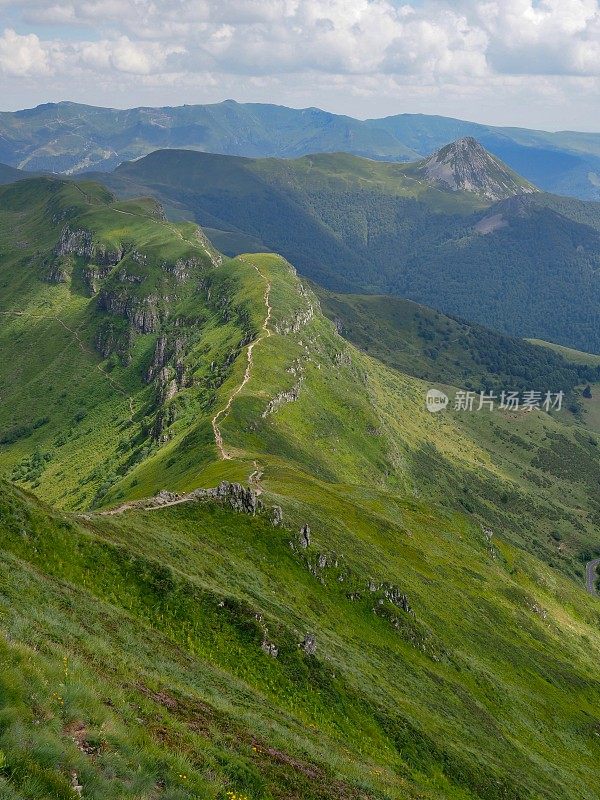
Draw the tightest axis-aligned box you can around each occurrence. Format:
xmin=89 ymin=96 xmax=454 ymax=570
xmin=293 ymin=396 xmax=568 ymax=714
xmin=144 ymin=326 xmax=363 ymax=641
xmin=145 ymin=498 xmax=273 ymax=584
xmin=1 ymin=1 xmax=599 ymax=132
xmin=2 ymin=96 xmax=599 ymax=136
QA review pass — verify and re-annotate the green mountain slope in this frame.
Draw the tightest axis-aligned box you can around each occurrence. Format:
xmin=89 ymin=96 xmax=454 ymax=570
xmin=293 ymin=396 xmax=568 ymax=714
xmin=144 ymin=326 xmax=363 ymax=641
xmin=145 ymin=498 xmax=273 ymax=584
xmin=3 ymin=467 xmax=600 ymax=800
xmin=2 ymin=177 xmax=600 ymax=799
xmin=2 ymin=100 xmax=600 ymax=198
xmin=96 ymin=147 xmax=600 ymax=353
xmin=317 ymin=290 xmax=600 ymax=393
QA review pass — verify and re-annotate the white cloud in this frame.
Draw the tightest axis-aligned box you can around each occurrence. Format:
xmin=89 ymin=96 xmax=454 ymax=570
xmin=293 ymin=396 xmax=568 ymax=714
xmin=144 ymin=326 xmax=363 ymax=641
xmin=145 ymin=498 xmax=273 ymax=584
xmin=78 ymin=37 xmax=185 ymax=75
xmin=0 ymin=28 xmax=52 ymax=76
xmin=1 ymin=1 xmax=599 ymax=128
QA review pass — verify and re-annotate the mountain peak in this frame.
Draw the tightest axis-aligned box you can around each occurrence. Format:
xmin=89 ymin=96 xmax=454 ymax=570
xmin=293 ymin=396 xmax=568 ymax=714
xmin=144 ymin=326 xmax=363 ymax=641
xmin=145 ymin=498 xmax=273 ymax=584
xmin=415 ymin=136 xmax=539 ymax=200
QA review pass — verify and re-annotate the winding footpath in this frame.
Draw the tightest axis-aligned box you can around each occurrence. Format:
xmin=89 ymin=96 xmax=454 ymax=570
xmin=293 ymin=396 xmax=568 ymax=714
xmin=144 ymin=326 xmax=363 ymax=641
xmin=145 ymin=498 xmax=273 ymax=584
xmin=586 ymin=558 xmax=600 ymax=595
xmin=211 ymin=263 xmax=272 ymax=460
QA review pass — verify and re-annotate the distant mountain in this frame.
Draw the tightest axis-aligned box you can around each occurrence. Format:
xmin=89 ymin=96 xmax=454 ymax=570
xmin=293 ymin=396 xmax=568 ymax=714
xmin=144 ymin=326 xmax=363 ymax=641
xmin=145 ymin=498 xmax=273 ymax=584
xmin=95 ymin=145 xmax=600 ymax=353
xmin=366 ymin=112 xmax=600 ymax=200
xmin=0 ymin=100 xmax=418 ymax=175
xmin=406 ymin=137 xmax=538 ymax=200
xmin=2 ymin=100 xmax=600 ymax=198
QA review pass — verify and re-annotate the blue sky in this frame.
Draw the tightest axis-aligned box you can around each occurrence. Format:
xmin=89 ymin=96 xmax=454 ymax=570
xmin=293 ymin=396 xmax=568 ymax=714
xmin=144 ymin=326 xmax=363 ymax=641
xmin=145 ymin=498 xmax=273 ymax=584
xmin=0 ymin=1 xmax=599 ymax=131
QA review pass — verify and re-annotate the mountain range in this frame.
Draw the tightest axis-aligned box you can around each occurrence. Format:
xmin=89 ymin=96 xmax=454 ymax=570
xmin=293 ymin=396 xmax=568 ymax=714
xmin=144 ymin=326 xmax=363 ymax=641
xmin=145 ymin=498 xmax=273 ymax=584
xmin=2 ymin=92 xmax=600 ymax=800
xmin=92 ymin=139 xmax=600 ymax=354
xmin=1 ymin=171 xmax=600 ymax=799
xmin=1 ymin=99 xmax=600 ymax=199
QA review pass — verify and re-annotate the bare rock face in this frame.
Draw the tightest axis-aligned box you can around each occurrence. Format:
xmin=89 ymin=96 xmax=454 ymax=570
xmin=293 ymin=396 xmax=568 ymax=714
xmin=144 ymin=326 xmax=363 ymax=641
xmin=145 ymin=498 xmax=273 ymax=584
xmin=262 ymin=382 xmax=302 ymax=417
xmin=163 ymin=256 xmax=200 ymax=283
xmin=271 ymin=505 xmax=283 ymax=526
xmin=82 ymin=264 xmax=115 ymax=294
xmin=383 ymin=585 xmax=412 ymax=613
xmin=414 ymin=137 xmax=539 ymax=201
xmin=56 ymin=226 xmax=94 ymax=259
xmin=301 ymin=633 xmax=317 ymax=656
xmin=56 ymin=225 xmax=124 ymax=265
xmin=261 ymin=640 xmax=279 ymax=658
xmin=189 ymin=481 xmax=262 ymax=515
xmin=46 ymin=263 xmax=68 ymax=283
xmin=146 ymin=334 xmax=188 ymax=383
xmin=97 ymin=290 xmax=160 ymax=333
xmin=299 ymin=524 xmax=311 ymax=549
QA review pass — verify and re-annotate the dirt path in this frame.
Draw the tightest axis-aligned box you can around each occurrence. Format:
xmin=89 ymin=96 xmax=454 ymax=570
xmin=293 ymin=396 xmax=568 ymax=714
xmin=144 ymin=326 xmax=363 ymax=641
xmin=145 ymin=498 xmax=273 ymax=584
xmin=88 ymin=491 xmax=198 ymax=518
xmin=586 ymin=559 xmax=600 ymax=595
xmin=211 ymin=263 xmax=272 ymax=460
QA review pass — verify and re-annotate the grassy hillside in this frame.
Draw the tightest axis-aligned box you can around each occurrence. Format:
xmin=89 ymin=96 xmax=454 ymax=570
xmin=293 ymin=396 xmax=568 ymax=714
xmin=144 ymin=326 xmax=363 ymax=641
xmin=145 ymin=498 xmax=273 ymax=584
xmin=97 ymin=148 xmax=600 ymax=353
xmin=2 ymin=177 xmax=600 ymax=799
xmin=3 ymin=465 xmax=600 ymax=800
xmin=0 ymin=177 xmax=250 ymax=509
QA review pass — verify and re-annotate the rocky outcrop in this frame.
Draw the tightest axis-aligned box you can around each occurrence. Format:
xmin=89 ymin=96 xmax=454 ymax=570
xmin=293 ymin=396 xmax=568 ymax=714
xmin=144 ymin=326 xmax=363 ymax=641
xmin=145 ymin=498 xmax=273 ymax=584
xmin=94 ymin=318 xmax=133 ymax=364
xmin=275 ymin=283 xmax=315 ymax=334
xmin=262 ymin=381 xmax=302 ymax=417
xmin=299 ymin=524 xmax=311 ymax=549
xmin=275 ymin=308 xmax=314 ymax=335
xmin=55 ymin=225 xmax=124 ymax=266
xmin=155 ymin=368 xmax=179 ymax=404
xmin=301 ymin=633 xmax=317 ymax=655
xmin=82 ymin=264 xmax=114 ymax=294
xmin=271 ymin=505 xmax=283 ymax=526
xmin=104 ymin=481 xmax=263 ymax=516
xmin=46 ymin=262 xmax=68 ymax=283
xmin=162 ymin=256 xmax=200 ymax=283
xmin=146 ymin=334 xmax=187 ymax=383
xmin=98 ymin=290 xmax=160 ymax=333
xmin=261 ymin=640 xmax=279 ymax=658
xmin=150 ymin=405 xmax=177 ymax=443
xmin=55 ymin=226 xmax=94 ymax=259
xmin=189 ymin=481 xmax=262 ymax=515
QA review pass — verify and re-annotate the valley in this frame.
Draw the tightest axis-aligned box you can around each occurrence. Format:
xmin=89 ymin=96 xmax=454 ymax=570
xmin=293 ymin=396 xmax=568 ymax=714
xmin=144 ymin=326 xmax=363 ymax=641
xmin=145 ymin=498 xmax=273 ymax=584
xmin=2 ymin=0 xmax=600 ymax=792
xmin=93 ymin=142 xmax=600 ymax=354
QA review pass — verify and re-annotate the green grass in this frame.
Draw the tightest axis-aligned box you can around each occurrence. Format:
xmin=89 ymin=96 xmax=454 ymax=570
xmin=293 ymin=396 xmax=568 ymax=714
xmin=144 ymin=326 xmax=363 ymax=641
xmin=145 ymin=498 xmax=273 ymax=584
xmin=1 ymin=177 xmax=600 ymax=799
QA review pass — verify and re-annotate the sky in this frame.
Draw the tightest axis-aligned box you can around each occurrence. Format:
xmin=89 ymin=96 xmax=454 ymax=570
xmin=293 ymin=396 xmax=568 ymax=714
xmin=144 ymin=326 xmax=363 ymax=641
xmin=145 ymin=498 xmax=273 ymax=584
xmin=0 ymin=0 xmax=599 ymax=131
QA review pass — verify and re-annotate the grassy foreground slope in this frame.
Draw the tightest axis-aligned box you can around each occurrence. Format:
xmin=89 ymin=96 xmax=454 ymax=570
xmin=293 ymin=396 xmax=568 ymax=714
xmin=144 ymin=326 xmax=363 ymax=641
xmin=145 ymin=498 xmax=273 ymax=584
xmin=3 ymin=452 xmax=600 ymax=800
xmin=2 ymin=178 xmax=600 ymax=798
